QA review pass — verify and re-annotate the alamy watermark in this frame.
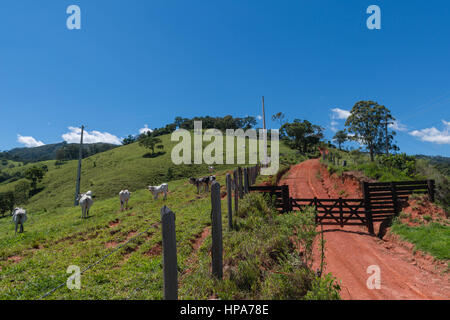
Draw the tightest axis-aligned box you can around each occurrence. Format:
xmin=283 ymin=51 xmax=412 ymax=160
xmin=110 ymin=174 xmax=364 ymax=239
xmin=66 ymin=265 xmax=81 ymax=290
xmin=66 ymin=5 xmax=81 ymax=30
xmin=366 ymin=265 xmax=381 ymax=290
xmin=367 ymin=5 xmax=381 ymax=30
xmin=170 ymin=121 xmax=279 ymax=175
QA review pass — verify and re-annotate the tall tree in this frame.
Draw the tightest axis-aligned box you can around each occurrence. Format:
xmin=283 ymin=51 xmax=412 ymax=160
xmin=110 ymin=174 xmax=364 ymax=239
xmin=345 ymin=101 xmax=396 ymax=161
xmin=122 ymin=135 xmax=136 ymax=145
xmin=0 ymin=191 xmax=15 ymax=217
xmin=271 ymin=112 xmax=286 ymax=128
xmin=24 ymin=166 xmax=46 ymax=190
xmin=281 ymin=119 xmax=324 ymax=153
xmin=139 ymin=136 xmax=163 ymax=154
xmin=333 ymin=130 xmax=348 ymax=150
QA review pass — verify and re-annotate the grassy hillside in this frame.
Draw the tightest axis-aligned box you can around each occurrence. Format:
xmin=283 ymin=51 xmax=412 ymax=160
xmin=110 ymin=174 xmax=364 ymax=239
xmin=0 ymin=133 xmax=302 ymax=212
xmin=0 ymin=174 xmax=224 ymax=299
xmin=0 ymin=136 xmax=315 ymax=300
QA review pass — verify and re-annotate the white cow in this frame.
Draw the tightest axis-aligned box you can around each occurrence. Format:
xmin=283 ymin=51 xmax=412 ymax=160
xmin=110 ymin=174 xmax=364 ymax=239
xmin=148 ymin=183 xmax=168 ymax=200
xmin=12 ymin=208 xmax=27 ymax=235
xmin=77 ymin=191 xmax=94 ymax=219
xmin=119 ymin=190 xmax=131 ymax=211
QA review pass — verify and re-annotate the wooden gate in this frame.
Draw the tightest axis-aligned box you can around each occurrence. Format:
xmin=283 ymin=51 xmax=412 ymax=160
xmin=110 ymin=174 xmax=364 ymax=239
xmin=249 ymin=180 xmax=435 ymax=234
xmin=290 ymin=198 xmax=369 ymax=228
xmin=248 ymin=185 xmax=290 ymax=213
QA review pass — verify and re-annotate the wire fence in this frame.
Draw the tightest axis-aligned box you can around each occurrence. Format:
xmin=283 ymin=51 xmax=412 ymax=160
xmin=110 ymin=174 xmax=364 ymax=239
xmin=38 ymin=224 xmax=154 ymax=300
xmin=38 ymin=165 xmax=261 ymax=300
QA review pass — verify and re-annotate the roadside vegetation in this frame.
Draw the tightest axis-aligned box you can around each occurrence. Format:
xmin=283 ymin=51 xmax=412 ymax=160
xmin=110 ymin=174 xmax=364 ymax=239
xmin=320 ymin=148 xmax=449 ymax=264
xmin=179 ymin=193 xmax=341 ymax=300
xmin=391 ymin=220 xmax=449 ymax=261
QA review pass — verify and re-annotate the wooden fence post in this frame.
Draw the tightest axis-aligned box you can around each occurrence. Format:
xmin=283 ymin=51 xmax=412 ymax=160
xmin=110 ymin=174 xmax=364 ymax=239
xmin=282 ymin=184 xmax=290 ymax=213
xmin=427 ymin=180 xmax=435 ymax=202
xmin=160 ymin=206 xmax=178 ymax=300
xmin=313 ymin=197 xmax=318 ymax=224
xmin=238 ymin=167 xmax=244 ymax=199
xmin=391 ymin=182 xmax=399 ymax=216
xmin=226 ymin=173 xmax=233 ymax=230
xmin=233 ymin=170 xmax=239 ymax=216
xmin=211 ymin=181 xmax=223 ymax=279
xmin=339 ymin=197 xmax=343 ymax=227
xmin=244 ymin=168 xmax=249 ymax=194
xmin=362 ymin=182 xmax=375 ymax=235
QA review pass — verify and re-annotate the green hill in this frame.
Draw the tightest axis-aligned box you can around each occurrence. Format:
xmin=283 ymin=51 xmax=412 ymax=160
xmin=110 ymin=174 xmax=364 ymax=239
xmin=2 ymin=142 xmax=118 ymax=163
xmin=0 ymin=132 xmax=302 ymax=212
xmin=0 ymin=132 xmax=307 ymax=300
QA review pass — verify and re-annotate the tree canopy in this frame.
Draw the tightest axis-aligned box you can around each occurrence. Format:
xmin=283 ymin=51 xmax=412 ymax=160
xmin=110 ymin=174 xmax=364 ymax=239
xmin=345 ymin=101 xmax=397 ymax=161
xmin=332 ymin=130 xmax=348 ymax=150
xmin=281 ymin=119 xmax=324 ymax=153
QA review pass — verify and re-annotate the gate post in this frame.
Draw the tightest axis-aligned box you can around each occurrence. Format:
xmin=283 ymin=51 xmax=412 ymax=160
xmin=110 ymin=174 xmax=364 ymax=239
xmin=362 ymin=182 xmax=375 ymax=235
xmin=314 ymin=197 xmax=318 ymax=224
xmin=391 ymin=182 xmax=399 ymax=216
xmin=282 ymin=185 xmax=290 ymax=213
xmin=339 ymin=197 xmax=344 ymax=227
xmin=427 ymin=180 xmax=435 ymax=202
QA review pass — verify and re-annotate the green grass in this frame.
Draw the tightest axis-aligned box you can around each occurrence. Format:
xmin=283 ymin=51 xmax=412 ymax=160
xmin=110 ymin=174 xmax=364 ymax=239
xmin=0 ymin=173 xmax=228 ymax=299
xmin=0 ymin=132 xmax=302 ymax=212
xmin=178 ymin=193 xmax=341 ymax=300
xmin=321 ymin=148 xmax=415 ymax=181
xmin=391 ymin=220 xmax=450 ymax=261
xmin=0 ymin=133 xmax=308 ymax=300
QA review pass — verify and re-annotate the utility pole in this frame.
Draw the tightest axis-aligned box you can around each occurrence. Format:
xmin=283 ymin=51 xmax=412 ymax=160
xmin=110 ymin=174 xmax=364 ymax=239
xmin=385 ymin=114 xmax=389 ymax=156
xmin=262 ymin=96 xmax=268 ymax=164
xmin=74 ymin=125 xmax=84 ymax=206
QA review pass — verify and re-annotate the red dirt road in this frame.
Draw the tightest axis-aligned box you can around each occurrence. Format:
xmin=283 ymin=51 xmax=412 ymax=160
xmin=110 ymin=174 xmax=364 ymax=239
xmin=281 ymin=159 xmax=450 ymax=300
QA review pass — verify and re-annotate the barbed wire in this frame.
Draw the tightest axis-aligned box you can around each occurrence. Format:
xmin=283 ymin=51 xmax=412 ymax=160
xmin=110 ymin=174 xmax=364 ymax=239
xmin=127 ymin=273 xmax=152 ymax=300
xmin=38 ymin=224 xmax=154 ymax=300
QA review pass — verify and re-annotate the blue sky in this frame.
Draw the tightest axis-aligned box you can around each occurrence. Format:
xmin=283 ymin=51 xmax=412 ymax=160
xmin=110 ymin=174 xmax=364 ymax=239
xmin=0 ymin=0 xmax=449 ymax=156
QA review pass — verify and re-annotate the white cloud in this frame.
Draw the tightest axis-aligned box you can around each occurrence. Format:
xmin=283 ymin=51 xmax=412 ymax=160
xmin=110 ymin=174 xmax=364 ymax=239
xmin=62 ymin=127 xmax=122 ymax=145
xmin=331 ymin=108 xmax=351 ymax=120
xmin=17 ymin=135 xmax=45 ymax=148
xmin=139 ymin=124 xmax=153 ymax=135
xmin=389 ymin=120 xmax=408 ymax=132
xmin=409 ymin=120 xmax=450 ymax=144
xmin=330 ymin=120 xmax=339 ymax=132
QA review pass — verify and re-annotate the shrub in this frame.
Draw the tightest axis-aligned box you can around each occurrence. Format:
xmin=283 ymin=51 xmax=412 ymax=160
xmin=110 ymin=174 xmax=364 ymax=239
xmin=378 ymin=153 xmax=416 ymax=177
xmin=237 ymin=193 xmax=273 ymax=219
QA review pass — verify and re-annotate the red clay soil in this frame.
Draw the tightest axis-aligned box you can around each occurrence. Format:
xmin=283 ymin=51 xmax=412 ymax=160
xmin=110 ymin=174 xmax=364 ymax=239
xmin=399 ymin=196 xmax=449 ymax=227
xmin=280 ymin=159 xmax=450 ymax=300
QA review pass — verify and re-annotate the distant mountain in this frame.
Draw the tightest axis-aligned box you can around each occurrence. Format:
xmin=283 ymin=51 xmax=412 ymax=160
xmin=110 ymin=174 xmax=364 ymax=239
xmin=416 ymin=154 xmax=450 ymax=176
xmin=1 ymin=142 xmax=118 ymax=163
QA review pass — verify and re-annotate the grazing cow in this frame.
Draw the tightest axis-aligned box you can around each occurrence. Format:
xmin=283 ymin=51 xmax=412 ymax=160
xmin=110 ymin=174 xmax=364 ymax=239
xmin=189 ymin=176 xmax=216 ymax=193
xmin=148 ymin=183 xmax=168 ymax=200
xmin=12 ymin=208 xmax=27 ymax=235
xmin=77 ymin=191 xmax=94 ymax=219
xmin=189 ymin=177 xmax=202 ymax=194
xmin=119 ymin=190 xmax=131 ymax=211
xmin=202 ymin=175 xmax=216 ymax=192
